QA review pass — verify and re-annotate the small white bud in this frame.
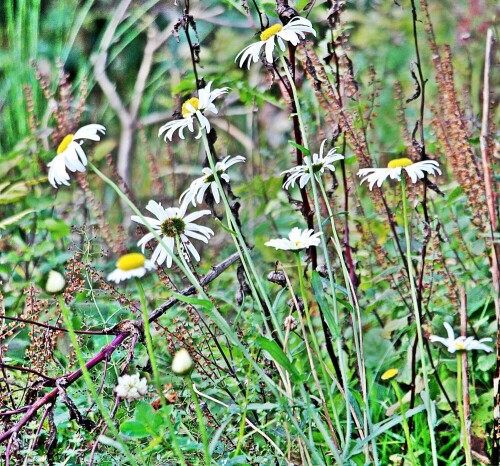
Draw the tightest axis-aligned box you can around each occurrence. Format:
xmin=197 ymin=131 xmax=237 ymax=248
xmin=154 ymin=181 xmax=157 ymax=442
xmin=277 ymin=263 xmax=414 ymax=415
xmin=45 ymin=270 xmax=66 ymax=294
xmin=172 ymin=348 xmax=194 ymax=376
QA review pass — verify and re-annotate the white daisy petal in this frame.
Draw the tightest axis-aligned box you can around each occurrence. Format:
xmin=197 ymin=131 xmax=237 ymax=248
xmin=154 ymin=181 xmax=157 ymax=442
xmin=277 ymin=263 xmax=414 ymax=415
xmin=430 ymin=322 xmax=492 ymax=354
xmin=46 ymin=124 xmax=106 ymax=188
xmin=131 ymin=200 xmax=214 ymax=268
xmin=236 ymin=16 xmax=315 ymax=69
xmin=265 ymin=227 xmax=322 ymax=251
xmin=358 ymin=158 xmax=441 ymax=190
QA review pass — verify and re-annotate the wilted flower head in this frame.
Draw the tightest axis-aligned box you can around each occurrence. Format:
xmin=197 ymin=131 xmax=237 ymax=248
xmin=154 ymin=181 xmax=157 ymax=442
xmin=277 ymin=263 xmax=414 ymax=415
xmin=282 ymin=141 xmax=344 ymax=190
xmin=158 ymin=82 xmax=229 ymax=141
xmin=107 ymin=252 xmax=155 ymax=284
xmin=115 ymin=373 xmax=148 ymax=401
xmin=172 ymin=348 xmax=194 ymax=376
xmin=180 ymin=155 xmax=246 ymax=207
xmin=47 ymin=124 xmax=106 ymax=188
xmin=236 ymin=16 xmax=316 ymax=69
xmin=429 ymin=322 xmax=492 ymax=354
xmin=131 ymin=200 xmax=214 ymax=268
xmin=357 ymin=158 xmax=441 ymax=190
xmin=265 ymin=227 xmax=322 ymax=251
xmin=45 ymin=270 xmax=66 ymax=293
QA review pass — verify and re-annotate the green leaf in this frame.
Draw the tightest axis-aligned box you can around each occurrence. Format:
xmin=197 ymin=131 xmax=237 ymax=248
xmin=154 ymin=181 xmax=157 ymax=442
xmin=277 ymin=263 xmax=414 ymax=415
xmin=119 ymin=420 xmax=149 ymax=439
xmin=170 ymin=291 xmax=213 ymax=310
xmin=255 ymin=336 xmax=300 ymax=380
xmin=0 ymin=209 xmax=35 ymax=230
xmin=310 ymin=271 xmax=340 ymax=339
xmin=287 ymin=140 xmax=310 ymax=156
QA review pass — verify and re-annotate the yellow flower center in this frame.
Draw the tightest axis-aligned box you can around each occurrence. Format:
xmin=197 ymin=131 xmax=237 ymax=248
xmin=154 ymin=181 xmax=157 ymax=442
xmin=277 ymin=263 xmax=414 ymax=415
xmin=381 ymin=368 xmax=398 ymax=380
xmin=455 ymin=342 xmax=465 ymax=350
xmin=57 ymin=134 xmax=74 ymax=154
xmin=117 ymin=253 xmax=146 ymax=271
xmin=182 ymin=97 xmax=199 ymax=118
xmin=387 ymin=158 xmax=413 ymax=169
xmin=260 ymin=24 xmax=283 ymax=41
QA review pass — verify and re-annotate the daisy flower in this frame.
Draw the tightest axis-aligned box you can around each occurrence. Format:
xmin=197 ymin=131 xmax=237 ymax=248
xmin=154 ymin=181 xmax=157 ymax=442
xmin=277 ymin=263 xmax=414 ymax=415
xmin=131 ymin=200 xmax=214 ymax=268
xmin=114 ymin=373 xmax=148 ymax=401
xmin=47 ymin=124 xmax=106 ymax=188
xmin=357 ymin=157 xmax=441 ymax=191
xmin=179 ymin=155 xmax=246 ymax=207
xmin=158 ymin=82 xmax=229 ymax=141
xmin=282 ymin=141 xmax=344 ymax=190
xmin=265 ymin=227 xmax=322 ymax=251
xmin=429 ymin=322 xmax=492 ymax=353
xmin=107 ymin=252 xmax=155 ymax=284
xmin=236 ymin=16 xmax=316 ymax=69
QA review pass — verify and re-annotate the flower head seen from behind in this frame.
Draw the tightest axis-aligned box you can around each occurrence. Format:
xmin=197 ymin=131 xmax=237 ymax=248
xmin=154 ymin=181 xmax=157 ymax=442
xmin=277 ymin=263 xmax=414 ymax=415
xmin=236 ymin=16 xmax=316 ymax=69
xmin=115 ymin=373 xmax=148 ymax=401
xmin=180 ymin=155 xmax=246 ymax=207
xmin=172 ymin=348 xmax=194 ymax=376
xmin=158 ymin=82 xmax=229 ymax=141
xmin=282 ymin=141 xmax=344 ymax=190
xmin=47 ymin=124 xmax=106 ymax=188
xmin=107 ymin=252 xmax=155 ymax=284
xmin=357 ymin=158 xmax=441 ymax=191
xmin=265 ymin=227 xmax=322 ymax=251
xmin=429 ymin=322 xmax=492 ymax=354
xmin=131 ymin=200 xmax=214 ymax=268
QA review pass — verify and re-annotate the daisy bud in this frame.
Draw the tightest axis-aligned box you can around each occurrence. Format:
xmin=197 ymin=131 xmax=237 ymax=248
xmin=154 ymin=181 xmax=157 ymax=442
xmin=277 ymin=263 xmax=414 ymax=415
xmin=45 ymin=270 xmax=66 ymax=294
xmin=172 ymin=348 xmax=194 ymax=376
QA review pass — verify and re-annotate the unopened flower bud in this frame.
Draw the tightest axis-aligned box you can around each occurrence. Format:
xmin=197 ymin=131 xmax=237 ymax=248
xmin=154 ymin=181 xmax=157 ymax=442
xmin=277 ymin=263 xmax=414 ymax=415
xmin=45 ymin=270 xmax=66 ymax=294
xmin=172 ymin=348 xmax=194 ymax=376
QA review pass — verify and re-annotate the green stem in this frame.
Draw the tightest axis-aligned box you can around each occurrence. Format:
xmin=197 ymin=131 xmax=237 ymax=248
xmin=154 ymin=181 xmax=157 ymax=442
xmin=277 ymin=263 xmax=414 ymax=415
xmin=134 ymin=279 xmax=188 ymax=466
xmin=185 ymin=377 xmax=211 ymax=466
xmin=295 ymin=253 xmax=343 ymax=463
xmin=401 ymin=176 xmax=438 ymax=465
xmin=391 ymin=379 xmax=418 ymax=465
xmin=57 ymin=296 xmax=141 ymax=466
xmin=199 ymin=132 xmax=283 ymax=342
xmin=457 ymin=353 xmax=472 ymax=466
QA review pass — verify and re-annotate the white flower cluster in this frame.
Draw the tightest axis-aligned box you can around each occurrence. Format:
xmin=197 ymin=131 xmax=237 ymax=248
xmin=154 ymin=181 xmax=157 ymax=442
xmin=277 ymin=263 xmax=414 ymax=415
xmin=114 ymin=373 xmax=148 ymax=401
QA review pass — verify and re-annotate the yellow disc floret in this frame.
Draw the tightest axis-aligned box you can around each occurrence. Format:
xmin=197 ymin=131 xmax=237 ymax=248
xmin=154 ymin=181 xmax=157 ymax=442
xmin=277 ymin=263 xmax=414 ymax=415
xmin=387 ymin=158 xmax=413 ymax=169
xmin=182 ymin=97 xmax=199 ymax=118
xmin=117 ymin=253 xmax=146 ymax=271
xmin=381 ymin=368 xmax=398 ymax=380
xmin=260 ymin=24 xmax=283 ymax=41
xmin=57 ymin=134 xmax=74 ymax=154
xmin=455 ymin=342 xmax=465 ymax=350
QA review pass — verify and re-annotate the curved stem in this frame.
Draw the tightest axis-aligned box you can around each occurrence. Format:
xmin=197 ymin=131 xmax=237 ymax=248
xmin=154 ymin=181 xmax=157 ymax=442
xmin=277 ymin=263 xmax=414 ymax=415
xmin=185 ymin=377 xmax=211 ymax=465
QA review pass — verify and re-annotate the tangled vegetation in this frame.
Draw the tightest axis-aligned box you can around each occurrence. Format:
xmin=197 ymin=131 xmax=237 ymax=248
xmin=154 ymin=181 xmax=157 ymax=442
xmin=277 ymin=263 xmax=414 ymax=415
xmin=1 ymin=1 xmax=498 ymax=465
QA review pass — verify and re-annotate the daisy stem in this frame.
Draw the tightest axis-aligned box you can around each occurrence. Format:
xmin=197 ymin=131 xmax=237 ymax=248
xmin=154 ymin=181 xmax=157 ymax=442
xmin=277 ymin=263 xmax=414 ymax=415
xmin=390 ymin=379 xmax=418 ymax=465
xmin=89 ymin=161 xmax=317 ymax=452
xmin=199 ymin=132 xmax=282 ymax=341
xmin=279 ymin=54 xmax=308 ymax=151
xmin=316 ymin=179 xmax=377 ymax=458
xmin=295 ymin=253 xmax=343 ymax=464
xmin=400 ymin=176 xmax=438 ymax=465
xmin=456 ymin=353 xmax=473 ymax=466
xmin=135 ymin=277 xmax=187 ymax=465
xmin=185 ymin=376 xmax=211 ymax=466
xmin=57 ymin=296 xmax=142 ymax=466
xmin=135 ymin=279 xmax=161 ymax=393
